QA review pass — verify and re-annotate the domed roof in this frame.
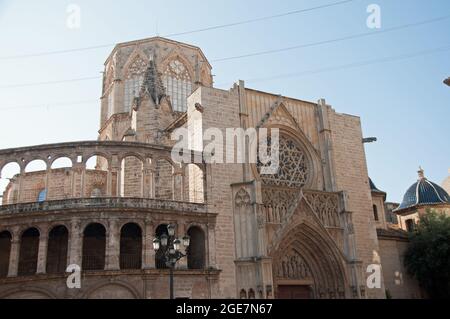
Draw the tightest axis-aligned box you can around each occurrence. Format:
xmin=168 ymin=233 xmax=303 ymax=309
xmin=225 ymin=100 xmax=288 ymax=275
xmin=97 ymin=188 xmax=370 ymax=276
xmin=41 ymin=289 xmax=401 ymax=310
xmin=395 ymin=167 xmax=450 ymax=213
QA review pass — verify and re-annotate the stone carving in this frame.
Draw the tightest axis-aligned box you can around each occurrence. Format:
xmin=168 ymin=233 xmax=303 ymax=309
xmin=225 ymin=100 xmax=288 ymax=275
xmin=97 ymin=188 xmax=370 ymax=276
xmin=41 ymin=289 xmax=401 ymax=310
xmin=261 ymin=187 xmax=297 ymax=224
xmin=127 ymin=55 xmax=148 ymax=78
xmin=276 ymin=250 xmax=311 ymax=280
xmin=256 ymin=205 xmax=265 ymax=228
xmin=304 ymin=191 xmax=340 ymax=228
xmin=258 ymin=136 xmax=309 ymax=188
xmin=139 ymin=60 xmax=166 ymax=106
xmin=235 ymin=188 xmax=251 ymax=207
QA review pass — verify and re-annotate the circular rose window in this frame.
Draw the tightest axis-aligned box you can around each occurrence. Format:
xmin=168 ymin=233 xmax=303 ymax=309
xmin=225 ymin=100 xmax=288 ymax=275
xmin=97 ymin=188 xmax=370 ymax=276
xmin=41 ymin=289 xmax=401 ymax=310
xmin=257 ymin=135 xmax=309 ymax=188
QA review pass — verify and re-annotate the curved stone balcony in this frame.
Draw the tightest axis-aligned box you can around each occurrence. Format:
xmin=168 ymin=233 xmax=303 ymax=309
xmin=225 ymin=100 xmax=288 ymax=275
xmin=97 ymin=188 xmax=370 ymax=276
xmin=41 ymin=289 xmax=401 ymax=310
xmin=0 ymin=197 xmax=208 ymax=216
xmin=0 ymin=141 xmax=207 ymax=205
xmin=0 ymin=141 xmax=216 ymax=288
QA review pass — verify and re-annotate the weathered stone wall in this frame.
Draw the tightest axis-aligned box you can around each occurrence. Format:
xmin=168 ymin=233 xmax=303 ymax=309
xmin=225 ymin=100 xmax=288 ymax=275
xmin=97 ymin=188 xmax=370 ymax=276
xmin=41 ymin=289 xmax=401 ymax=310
xmin=329 ymin=111 xmax=385 ymax=298
xmin=3 ymin=169 xmax=107 ymax=204
xmin=378 ymin=238 xmax=422 ymax=299
xmin=0 ymin=199 xmax=217 ymax=299
xmin=0 ymin=271 xmax=219 ymax=299
xmin=187 ymin=86 xmax=242 ymax=298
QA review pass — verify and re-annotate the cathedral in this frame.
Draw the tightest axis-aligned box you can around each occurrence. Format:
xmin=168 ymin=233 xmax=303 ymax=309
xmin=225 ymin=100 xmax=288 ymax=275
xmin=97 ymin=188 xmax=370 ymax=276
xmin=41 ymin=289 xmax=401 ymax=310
xmin=0 ymin=37 xmax=445 ymax=299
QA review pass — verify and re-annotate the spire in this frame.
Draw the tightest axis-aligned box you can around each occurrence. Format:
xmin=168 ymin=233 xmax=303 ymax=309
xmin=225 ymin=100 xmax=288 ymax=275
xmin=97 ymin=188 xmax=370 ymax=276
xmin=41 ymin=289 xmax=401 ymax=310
xmin=139 ymin=59 xmax=166 ymax=106
xmin=418 ymin=166 xmax=425 ymax=180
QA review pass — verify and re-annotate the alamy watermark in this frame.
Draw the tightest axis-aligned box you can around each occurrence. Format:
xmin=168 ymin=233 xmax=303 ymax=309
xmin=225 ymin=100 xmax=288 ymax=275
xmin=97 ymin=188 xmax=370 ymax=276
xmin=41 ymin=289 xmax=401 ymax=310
xmin=171 ymin=126 xmax=280 ymax=174
xmin=66 ymin=4 xmax=81 ymax=30
xmin=367 ymin=4 xmax=381 ymax=29
xmin=66 ymin=264 xmax=81 ymax=289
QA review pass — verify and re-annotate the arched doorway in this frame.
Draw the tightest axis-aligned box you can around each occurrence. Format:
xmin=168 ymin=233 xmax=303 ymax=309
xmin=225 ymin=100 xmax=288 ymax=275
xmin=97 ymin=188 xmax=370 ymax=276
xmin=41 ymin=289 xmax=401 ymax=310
xmin=272 ymin=222 xmax=347 ymax=299
xmin=155 ymin=224 xmax=168 ymax=269
xmin=187 ymin=226 xmax=205 ymax=269
xmin=18 ymin=228 xmax=40 ymax=276
xmin=82 ymin=223 xmax=106 ymax=271
xmin=0 ymin=231 xmax=12 ymax=277
xmin=46 ymin=225 xmax=69 ymax=274
xmin=120 ymin=223 xmax=142 ymax=269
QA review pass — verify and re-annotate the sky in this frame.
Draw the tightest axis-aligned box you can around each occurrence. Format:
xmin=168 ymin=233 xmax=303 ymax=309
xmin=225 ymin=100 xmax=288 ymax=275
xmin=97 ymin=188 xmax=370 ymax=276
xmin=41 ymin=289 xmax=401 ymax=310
xmin=0 ymin=0 xmax=449 ymax=203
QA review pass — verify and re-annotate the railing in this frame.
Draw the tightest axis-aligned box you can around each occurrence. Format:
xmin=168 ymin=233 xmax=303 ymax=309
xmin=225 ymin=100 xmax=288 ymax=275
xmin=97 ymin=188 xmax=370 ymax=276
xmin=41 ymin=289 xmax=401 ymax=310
xmin=0 ymin=197 xmax=208 ymax=216
xmin=82 ymin=255 xmax=105 ymax=271
xmin=17 ymin=259 xmax=37 ymax=276
xmin=46 ymin=257 xmax=67 ymax=274
xmin=119 ymin=254 xmax=142 ymax=270
xmin=155 ymin=249 xmax=168 ymax=269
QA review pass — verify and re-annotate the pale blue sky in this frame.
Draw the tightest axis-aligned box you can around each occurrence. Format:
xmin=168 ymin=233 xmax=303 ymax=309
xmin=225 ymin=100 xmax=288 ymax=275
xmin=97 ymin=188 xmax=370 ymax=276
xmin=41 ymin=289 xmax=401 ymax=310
xmin=0 ymin=0 xmax=449 ymax=202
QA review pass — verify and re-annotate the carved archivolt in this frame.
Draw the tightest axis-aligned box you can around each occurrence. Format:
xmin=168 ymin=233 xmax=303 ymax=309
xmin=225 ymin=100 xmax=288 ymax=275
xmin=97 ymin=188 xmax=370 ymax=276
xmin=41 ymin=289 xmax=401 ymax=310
xmin=258 ymin=135 xmax=309 ymax=188
xmin=274 ymin=249 xmax=312 ymax=280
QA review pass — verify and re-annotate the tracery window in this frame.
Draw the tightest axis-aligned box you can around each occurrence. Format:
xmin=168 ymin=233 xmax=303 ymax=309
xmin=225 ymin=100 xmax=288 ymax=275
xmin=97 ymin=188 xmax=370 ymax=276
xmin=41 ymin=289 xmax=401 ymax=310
xmin=163 ymin=59 xmax=192 ymax=112
xmin=124 ymin=56 xmax=147 ymax=113
xmin=257 ymin=135 xmax=309 ymax=188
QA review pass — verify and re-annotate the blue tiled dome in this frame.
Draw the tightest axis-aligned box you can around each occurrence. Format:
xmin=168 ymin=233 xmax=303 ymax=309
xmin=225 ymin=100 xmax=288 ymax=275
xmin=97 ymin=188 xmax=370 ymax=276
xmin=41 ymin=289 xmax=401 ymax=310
xmin=396 ymin=168 xmax=450 ymax=212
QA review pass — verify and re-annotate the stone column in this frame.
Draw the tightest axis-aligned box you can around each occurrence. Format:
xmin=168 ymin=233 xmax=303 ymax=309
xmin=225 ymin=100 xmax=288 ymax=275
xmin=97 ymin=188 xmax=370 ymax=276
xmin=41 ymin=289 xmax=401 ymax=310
xmin=17 ymin=168 xmax=24 ymax=203
xmin=142 ymin=163 xmax=152 ymax=198
xmin=173 ymin=173 xmax=183 ymax=201
xmin=7 ymin=229 xmax=20 ymax=277
xmin=106 ymin=169 xmax=112 ymax=196
xmin=143 ymin=220 xmax=155 ymax=269
xmin=116 ymin=168 xmax=122 ymax=197
xmin=80 ymin=165 xmax=86 ymax=197
xmin=317 ymin=99 xmax=337 ymax=192
xmin=70 ymin=169 xmax=76 ymax=198
xmin=44 ymin=168 xmax=51 ymax=199
xmin=150 ymin=169 xmax=156 ymax=198
xmin=206 ymin=223 xmax=216 ymax=268
xmin=68 ymin=219 xmax=82 ymax=268
xmin=105 ymin=219 xmax=120 ymax=270
xmin=36 ymin=225 xmax=49 ymax=274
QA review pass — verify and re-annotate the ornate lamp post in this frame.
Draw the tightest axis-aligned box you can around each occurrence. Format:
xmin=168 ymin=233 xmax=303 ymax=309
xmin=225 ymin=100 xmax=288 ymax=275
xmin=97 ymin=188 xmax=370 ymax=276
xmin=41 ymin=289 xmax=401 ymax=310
xmin=153 ymin=224 xmax=190 ymax=299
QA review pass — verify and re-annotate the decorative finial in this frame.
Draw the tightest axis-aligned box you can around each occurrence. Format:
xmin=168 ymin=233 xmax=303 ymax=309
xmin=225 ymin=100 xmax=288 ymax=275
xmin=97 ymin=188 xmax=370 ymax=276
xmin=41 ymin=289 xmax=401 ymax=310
xmin=418 ymin=166 xmax=425 ymax=180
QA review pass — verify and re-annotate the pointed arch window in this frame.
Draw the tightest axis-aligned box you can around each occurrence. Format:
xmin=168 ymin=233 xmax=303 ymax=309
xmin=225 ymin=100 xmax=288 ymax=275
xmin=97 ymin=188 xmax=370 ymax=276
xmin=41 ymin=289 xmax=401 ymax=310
xmin=163 ymin=59 xmax=192 ymax=112
xmin=124 ymin=56 xmax=147 ymax=113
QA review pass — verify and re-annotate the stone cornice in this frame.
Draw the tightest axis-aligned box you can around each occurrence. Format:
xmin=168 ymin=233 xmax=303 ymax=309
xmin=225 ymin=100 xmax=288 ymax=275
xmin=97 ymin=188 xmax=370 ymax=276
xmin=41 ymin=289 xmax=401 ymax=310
xmin=0 ymin=197 xmax=209 ymax=216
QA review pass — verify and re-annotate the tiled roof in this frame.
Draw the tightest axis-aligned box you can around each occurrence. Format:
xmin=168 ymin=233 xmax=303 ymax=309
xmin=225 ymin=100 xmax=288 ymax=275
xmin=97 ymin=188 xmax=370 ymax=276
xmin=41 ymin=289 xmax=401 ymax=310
xmin=395 ymin=168 xmax=450 ymax=213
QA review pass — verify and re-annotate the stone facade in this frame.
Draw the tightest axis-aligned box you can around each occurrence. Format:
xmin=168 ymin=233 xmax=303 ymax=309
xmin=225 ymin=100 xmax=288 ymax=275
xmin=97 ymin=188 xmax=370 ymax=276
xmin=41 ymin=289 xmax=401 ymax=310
xmin=0 ymin=36 xmax=415 ymax=299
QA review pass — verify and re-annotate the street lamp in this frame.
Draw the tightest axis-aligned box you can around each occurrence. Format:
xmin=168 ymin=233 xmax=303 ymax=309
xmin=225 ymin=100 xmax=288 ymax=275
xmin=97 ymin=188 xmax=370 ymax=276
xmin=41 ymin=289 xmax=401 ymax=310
xmin=153 ymin=224 xmax=190 ymax=299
